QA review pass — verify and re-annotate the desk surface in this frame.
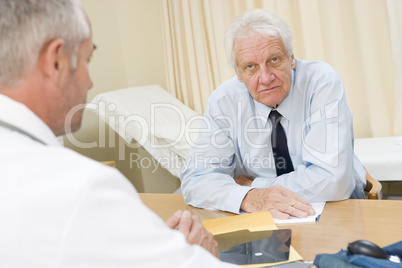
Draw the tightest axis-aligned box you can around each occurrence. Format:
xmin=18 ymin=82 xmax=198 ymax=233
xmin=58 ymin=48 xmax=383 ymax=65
xmin=140 ymin=193 xmax=402 ymax=261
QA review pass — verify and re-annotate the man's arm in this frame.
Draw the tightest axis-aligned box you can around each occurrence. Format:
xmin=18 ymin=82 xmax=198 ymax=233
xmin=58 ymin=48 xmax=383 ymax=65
xmin=166 ymin=210 xmax=219 ymax=257
xmin=235 ymin=176 xmax=315 ymax=219
xmin=60 ymin=167 xmax=237 ymax=267
xmin=180 ymin=103 xmax=251 ymax=214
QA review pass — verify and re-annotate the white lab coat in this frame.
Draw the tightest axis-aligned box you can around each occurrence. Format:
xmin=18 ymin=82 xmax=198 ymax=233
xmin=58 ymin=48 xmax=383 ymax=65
xmin=0 ymin=94 xmax=236 ymax=268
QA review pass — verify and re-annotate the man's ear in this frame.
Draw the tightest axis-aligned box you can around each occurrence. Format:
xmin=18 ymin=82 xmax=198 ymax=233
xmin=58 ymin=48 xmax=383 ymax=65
xmin=290 ymin=54 xmax=295 ymax=69
xmin=39 ymin=38 xmax=67 ymax=84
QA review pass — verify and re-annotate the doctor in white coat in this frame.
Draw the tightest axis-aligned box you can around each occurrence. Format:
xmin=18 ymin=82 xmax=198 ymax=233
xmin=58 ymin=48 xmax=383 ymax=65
xmin=0 ymin=0 xmax=237 ymax=267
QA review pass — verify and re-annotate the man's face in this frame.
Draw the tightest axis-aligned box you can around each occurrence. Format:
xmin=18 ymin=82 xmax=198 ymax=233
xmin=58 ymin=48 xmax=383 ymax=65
xmin=57 ymin=34 xmax=94 ymax=135
xmin=235 ymin=33 xmax=295 ymax=108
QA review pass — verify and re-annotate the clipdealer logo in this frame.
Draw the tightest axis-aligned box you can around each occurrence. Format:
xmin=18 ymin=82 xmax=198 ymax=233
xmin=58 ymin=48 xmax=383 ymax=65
xmin=63 ymin=100 xmax=341 ymax=170
xmin=301 ymin=100 xmax=340 ymax=167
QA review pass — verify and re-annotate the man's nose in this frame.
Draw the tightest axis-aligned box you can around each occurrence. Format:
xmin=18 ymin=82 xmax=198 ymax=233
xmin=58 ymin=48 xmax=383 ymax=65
xmin=258 ymin=67 xmax=275 ymax=84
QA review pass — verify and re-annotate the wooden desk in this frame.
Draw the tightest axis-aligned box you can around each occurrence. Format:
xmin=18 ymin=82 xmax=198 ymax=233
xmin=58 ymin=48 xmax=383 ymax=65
xmin=140 ymin=193 xmax=402 ymax=261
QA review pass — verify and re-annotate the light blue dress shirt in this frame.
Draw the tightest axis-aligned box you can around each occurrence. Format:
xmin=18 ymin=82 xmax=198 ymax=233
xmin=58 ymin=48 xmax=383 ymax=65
xmin=180 ymin=59 xmax=366 ymax=214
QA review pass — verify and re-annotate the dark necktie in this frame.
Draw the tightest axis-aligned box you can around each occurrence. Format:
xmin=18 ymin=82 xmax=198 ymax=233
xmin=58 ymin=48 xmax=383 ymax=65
xmin=269 ymin=110 xmax=294 ymax=176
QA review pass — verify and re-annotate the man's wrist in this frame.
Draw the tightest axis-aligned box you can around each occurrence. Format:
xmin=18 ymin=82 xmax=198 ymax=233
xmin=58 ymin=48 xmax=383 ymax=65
xmin=240 ymin=188 xmax=255 ymax=212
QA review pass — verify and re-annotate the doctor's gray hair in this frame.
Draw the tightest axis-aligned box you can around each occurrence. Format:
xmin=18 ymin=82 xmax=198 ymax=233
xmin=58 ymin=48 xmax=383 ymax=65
xmin=0 ymin=0 xmax=90 ymax=88
xmin=225 ymin=9 xmax=293 ymax=70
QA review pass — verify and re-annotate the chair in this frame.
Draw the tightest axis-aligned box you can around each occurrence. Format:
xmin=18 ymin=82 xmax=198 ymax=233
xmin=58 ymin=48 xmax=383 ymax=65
xmin=101 ymin=161 xmax=117 ymax=168
xmin=364 ymin=168 xmax=382 ymax=199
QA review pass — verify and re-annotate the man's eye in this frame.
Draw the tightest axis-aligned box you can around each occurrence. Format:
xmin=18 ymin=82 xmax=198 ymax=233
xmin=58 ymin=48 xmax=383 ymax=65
xmin=272 ymin=57 xmax=278 ymax=62
xmin=246 ymin=64 xmax=254 ymax=69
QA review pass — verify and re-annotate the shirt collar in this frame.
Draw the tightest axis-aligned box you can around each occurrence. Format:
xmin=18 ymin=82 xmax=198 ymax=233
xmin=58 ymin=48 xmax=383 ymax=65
xmin=253 ymin=68 xmax=295 ymax=127
xmin=0 ymin=94 xmax=61 ymax=146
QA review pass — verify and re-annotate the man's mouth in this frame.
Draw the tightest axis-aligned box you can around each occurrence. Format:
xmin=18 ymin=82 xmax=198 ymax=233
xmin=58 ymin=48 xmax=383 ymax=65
xmin=261 ymin=86 xmax=279 ymax=92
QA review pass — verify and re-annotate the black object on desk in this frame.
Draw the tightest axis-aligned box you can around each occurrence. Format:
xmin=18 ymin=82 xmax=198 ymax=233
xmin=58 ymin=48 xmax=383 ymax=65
xmin=215 ymin=229 xmax=291 ymax=265
xmin=348 ymin=240 xmax=400 ymax=263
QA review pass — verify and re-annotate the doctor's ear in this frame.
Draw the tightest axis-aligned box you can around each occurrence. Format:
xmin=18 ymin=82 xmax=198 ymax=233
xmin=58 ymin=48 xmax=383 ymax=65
xmin=39 ymin=38 xmax=67 ymax=83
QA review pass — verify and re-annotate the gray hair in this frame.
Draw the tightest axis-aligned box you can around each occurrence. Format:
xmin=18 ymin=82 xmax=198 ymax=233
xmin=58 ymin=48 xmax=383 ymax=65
xmin=225 ymin=9 xmax=293 ymax=70
xmin=0 ymin=0 xmax=90 ymax=88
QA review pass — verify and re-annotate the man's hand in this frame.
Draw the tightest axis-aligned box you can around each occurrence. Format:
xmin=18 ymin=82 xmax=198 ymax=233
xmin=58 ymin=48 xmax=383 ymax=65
xmin=240 ymin=185 xmax=315 ymax=219
xmin=166 ymin=210 xmax=219 ymax=258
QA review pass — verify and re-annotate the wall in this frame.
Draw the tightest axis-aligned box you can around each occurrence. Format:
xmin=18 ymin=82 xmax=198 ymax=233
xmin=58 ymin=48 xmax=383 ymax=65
xmin=82 ymin=0 xmax=167 ymax=99
xmin=64 ymin=0 xmax=180 ymax=193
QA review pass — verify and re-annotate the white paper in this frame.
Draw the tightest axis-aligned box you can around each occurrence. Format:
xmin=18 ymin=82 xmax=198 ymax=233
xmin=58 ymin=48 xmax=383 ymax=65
xmin=273 ymin=202 xmax=326 ymax=224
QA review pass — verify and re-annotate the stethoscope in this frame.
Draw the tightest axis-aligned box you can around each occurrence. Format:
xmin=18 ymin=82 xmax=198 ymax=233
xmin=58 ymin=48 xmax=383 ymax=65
xmin=0 ymin=120 xmax=46 ymax=145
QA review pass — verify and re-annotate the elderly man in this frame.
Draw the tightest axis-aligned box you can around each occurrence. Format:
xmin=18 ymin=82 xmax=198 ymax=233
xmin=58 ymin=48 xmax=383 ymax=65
xmin=0 ymin=0 xmax=238 ymax=267
xmin=181 ymin=9 xmax=365 ymax=219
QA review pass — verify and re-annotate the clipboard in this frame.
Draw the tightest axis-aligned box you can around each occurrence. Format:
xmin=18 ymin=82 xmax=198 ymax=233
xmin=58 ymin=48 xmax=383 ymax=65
xmin=202 ymin=212 xmax=303 ymax=267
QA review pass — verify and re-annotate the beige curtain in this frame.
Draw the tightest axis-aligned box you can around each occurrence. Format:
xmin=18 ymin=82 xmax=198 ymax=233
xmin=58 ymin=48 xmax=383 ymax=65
xmin=160 ymin=0 xmax=402 ymax=138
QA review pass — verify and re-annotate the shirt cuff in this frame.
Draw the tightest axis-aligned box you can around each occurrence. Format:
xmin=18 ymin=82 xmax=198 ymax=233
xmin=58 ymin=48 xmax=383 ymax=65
xmin=226 ymin=186 xmax=254 ymax=214
xmin=251 ymin=177 xmax=270 ymax=188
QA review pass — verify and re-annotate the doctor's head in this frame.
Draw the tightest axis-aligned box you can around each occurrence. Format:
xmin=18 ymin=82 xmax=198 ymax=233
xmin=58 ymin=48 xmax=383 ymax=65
xmin=0 ymin=0 xmax=94 ymax=135
xmin=225 ymin=9 xmax=295 ymax=108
